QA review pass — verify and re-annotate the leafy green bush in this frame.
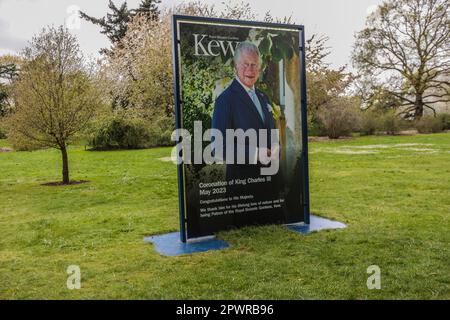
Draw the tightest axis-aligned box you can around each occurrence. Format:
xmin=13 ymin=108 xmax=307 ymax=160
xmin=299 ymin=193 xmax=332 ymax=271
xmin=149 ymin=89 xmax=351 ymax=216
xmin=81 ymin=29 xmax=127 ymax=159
xmin=380 ymin=110 xmax=403 ymax=135
xmin=415 ymin=116 xmax=444 ymax=134
xmin=316 ymin=97 xmax=362 ymax=139
xmin=147 ymin=116 xmax=174 ymax=147
xmin=0 ymin=121 xmax=6 ymax=139
xmin=88 ymin=115 xmax=174 ymax=150
xmin=0 ymin=113 xmax=12 ymax=140
xmin=360 ymin=110 xmax=382 ymax=136
xmin=437 ymin=113 xmax=450 ymax=130
xmin=307 ymin=112 xmax=327 ymax=137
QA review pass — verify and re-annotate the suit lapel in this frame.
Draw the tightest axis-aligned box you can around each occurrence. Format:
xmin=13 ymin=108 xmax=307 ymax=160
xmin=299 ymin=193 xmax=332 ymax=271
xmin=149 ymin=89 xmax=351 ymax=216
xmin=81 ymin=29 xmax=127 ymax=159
xmin=231 ymin=80 xmax=265 ymax=126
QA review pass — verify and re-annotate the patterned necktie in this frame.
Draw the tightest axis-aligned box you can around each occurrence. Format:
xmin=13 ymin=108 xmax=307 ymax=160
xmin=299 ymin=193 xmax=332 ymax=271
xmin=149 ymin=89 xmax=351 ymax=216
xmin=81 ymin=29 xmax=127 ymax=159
xmin=249 ymin=89 xmax=265 ymax=122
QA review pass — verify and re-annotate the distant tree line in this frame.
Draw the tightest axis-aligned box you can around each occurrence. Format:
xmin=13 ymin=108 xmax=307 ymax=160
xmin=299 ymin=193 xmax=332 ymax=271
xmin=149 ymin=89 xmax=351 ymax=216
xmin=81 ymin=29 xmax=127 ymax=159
xmin=0 ymin=0 xmax=448 ymax=185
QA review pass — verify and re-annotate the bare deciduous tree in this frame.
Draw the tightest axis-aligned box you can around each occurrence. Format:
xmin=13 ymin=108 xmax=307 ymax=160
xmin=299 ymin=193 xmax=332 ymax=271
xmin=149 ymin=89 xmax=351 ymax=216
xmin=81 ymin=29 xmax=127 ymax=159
xmin=353 ymin=0 xmax=450 ymax=119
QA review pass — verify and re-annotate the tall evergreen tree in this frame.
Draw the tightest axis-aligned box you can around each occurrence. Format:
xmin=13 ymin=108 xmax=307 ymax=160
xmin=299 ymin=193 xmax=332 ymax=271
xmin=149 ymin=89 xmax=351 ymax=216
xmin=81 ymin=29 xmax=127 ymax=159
xmin=0 ymin=64 xmax=18 ymax=80
xmin=80 ymin=0 xmax=161 ymax=54
xmin=134 ymin=0 xmax=161 ymax=19
xmin=0 ymin=56 xmax=20 ymax=117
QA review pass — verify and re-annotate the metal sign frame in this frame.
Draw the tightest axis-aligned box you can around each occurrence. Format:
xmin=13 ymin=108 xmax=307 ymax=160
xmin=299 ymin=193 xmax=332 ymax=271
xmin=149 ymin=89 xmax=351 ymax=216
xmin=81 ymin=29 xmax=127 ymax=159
xmin=172 ymin=15 xmax=310 ymax=242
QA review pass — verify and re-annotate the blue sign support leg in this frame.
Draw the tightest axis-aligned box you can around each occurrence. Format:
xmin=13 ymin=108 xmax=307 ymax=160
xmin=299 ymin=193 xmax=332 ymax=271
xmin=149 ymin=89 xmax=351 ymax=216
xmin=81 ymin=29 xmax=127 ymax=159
xmin=171 ymin=16 xmax=187 ymax=243
xmin=300 ymin=27 xmax=311 ymax=225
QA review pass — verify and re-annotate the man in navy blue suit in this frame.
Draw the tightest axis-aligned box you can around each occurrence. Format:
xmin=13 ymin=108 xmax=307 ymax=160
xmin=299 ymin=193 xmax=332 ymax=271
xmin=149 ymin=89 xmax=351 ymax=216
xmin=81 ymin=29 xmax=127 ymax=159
xmin=212 ymin=41 xmax=283 ymax=226
xmin=212 ymin=42 xmax=278 ymax=178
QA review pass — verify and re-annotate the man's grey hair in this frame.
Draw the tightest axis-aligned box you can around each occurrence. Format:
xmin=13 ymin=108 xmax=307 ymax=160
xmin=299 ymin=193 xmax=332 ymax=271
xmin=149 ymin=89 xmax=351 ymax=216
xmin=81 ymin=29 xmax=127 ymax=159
xmin=233 ymin=41 xmax=262 ymax=66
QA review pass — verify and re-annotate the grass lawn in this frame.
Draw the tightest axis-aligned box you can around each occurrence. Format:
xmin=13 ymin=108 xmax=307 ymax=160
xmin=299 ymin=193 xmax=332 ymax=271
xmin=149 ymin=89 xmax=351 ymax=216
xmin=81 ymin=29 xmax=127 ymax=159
xmin=0 ymin=133 xmax=449 ymax=299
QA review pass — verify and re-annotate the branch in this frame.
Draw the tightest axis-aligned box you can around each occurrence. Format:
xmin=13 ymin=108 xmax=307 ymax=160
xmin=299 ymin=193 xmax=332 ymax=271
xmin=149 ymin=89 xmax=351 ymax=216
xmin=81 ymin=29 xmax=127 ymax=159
xmin=425 ymin=98 xmax=450 ymax=103
xmin=423 ymin=103 xmax=437 ymax=117
xmin=398 ymin=105 xmax=417 ymax=115
xmin=423 ymin=93 xmax=450 ymax=99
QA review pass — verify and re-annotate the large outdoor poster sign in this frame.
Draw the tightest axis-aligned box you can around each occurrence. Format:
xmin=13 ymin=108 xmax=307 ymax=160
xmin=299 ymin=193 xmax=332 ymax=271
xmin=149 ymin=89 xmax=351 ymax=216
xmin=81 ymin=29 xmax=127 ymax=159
xmin=172 ymin=15 xmax=310 ymax=241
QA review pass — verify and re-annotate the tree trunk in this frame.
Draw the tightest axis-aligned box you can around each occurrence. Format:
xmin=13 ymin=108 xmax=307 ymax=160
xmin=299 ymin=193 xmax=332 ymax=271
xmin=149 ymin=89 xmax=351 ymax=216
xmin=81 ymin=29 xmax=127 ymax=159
xmin=61 ymin=145 xmax=70 ymax=184
xmin=414 ymin=94 xmax=424 ymax=119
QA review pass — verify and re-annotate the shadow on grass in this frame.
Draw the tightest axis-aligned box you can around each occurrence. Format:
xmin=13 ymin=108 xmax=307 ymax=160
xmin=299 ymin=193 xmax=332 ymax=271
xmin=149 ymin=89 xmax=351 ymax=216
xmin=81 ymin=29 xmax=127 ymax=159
xmin=41 ymin=180 xmax=90 ymax=187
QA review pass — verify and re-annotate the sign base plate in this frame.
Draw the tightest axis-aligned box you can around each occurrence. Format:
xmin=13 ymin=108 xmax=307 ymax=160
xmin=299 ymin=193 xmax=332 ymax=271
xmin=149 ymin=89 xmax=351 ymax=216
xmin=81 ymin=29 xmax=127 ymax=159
xmin=286 ymin=215 xmax=347 ymax=234
xmin=144 ymin=232 xmax=230 ymax=257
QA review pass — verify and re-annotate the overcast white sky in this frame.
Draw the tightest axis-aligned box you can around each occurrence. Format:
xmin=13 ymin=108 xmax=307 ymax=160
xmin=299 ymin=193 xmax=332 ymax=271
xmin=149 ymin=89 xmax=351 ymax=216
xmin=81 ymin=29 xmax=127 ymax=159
xmin=0 ymin=0 xmax=384 ymax=68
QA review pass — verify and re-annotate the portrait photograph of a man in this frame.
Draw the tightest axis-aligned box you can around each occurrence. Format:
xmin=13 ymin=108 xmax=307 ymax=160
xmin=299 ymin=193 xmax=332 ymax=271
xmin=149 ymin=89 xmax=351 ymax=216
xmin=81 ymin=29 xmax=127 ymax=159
xmin=212 ymin=41 xmax=284 ymax=226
